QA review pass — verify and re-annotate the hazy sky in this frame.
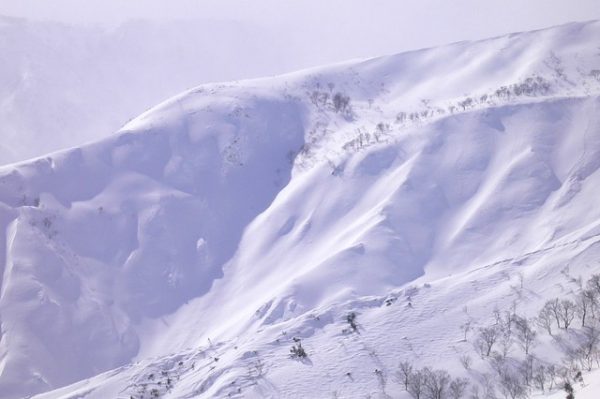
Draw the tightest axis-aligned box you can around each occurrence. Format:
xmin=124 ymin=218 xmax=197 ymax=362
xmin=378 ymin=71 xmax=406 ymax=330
xmin=2 ymin=0 xmax=599 ymax=66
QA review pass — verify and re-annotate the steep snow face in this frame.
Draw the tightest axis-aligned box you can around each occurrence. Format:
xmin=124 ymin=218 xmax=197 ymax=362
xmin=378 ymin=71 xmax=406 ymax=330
xmin=0 ymin=89 xmax=307 ymax=397
xmin=1 ymin=20 xmax=600 ymax=399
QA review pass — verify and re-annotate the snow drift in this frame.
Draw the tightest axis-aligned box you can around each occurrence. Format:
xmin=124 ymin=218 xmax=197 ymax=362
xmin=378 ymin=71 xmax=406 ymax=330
xmin=0 ymin=20 xmax=600 ymax=399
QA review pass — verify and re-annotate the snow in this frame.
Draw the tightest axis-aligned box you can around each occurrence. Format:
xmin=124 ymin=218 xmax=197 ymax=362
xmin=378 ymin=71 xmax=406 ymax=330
xmin=0 ymin=19 xmax=599 ymax=399
xmin=544 ymin=368 xmax=600 ymax=399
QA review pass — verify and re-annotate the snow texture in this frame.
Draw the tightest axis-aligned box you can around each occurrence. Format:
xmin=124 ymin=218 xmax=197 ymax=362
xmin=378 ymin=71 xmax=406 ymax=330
xmin=0 ymin=20 xmax=600 ymax=399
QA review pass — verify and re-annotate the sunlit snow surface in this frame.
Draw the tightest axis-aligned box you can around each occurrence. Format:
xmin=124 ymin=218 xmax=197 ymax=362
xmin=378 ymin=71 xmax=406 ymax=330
xmin=1 ymin=20 xmax=600 ymax=399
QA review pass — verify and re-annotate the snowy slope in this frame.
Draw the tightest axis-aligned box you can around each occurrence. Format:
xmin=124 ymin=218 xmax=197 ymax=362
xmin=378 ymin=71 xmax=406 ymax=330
xmin=1 ymin=20 xmax=600 ymax=399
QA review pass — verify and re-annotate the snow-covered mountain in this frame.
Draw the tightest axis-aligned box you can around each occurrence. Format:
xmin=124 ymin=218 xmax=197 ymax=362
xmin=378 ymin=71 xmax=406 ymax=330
xmin=1 ymin=20 xmax=600 ymax=399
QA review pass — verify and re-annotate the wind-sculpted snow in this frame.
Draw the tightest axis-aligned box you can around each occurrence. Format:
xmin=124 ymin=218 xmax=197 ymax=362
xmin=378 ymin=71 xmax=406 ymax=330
xmin=1 ymin=20 xmax=600 ymax=399
xmin=0 ymin=91 xmax=306 ymax=397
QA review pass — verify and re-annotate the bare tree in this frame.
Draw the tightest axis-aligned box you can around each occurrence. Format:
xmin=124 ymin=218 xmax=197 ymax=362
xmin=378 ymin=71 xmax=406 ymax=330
xmin=332 ymin=92 xmax=351 ymax=114
xmin=587 ymin=274 xmax=600 ymax=295
xmin=498 ymin=330 xmax=513 ymax=359
xmin=557 ymin=365 xmax=571 ymax=385
xmin=577 ymin=289 xmax=596 ymax=327
xmin=309 ymin=90 xmax=329 ymax=108
xmin=513 ymin=315 xmax=537 ymax=355
xmin=449 ymin=378 xmax=469 ymax=399
xmin=584 ymin=275 xmax=600 ymax=321
xmin=407 ymin=369 xmax=426 ymax=399
xmin=469 ymin=382 xmax=496 ymax=399
xmin=476 ymin=326 xmax=500 ymax=357
xmin=459 ymin=97 xmax=474 ymax=111
xmin=558 ymin=299 xmax=577 ymax=330
xmin=494 ymin=309 xmax=514 ymax=327
xmin=577 ymin=325 xmax=600 ymax=371
xmin=533 ymin=364 xmax=546 ymax=392
xmin=498 ymin=371 xmax=527 ymax=399
xmin=489 ymin=354 xmax=506 ymax=378
xmin=546 ymin=298 xmax=562 ymax=329
xmin=423 ymin=368 xmax=451 ymax=399
xmin=492 ymin=309 xmax=514 ymax=359
xmin=398 ymin=361 xmax=413 ymax=390
xmin=520 ymin=355 xmax=535 ymax=387
xmin=546 ymin=364 xmax=557 ymax=391
xmin=537 ymin=303 xmax=555 ymax=335
xmin=479 ymin=373 xmax=498 ymax=399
